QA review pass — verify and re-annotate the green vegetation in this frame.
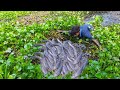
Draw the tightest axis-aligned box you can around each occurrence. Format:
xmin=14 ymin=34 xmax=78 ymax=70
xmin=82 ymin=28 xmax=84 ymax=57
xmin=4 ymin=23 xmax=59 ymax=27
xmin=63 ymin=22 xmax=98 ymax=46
xmin=0 ymin=11 xmax=120 ymax=79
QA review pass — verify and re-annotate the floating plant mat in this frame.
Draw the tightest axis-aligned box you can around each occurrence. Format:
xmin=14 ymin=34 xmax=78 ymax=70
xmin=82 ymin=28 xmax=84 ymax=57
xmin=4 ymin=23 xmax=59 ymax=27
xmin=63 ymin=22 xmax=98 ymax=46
xmin=31 ymin=39 xmax=90 ymax=79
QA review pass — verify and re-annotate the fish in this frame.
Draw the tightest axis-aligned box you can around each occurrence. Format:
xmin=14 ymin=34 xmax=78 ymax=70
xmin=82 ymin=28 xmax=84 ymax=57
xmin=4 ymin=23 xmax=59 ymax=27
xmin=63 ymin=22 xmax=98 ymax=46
xmin=34 ymin=52 xmax=42 ymax=56
xmin=68 ymin=41 xmax=77 ymax=58
xmin=62 ymin=64 xmax=69 ymax=75
xmin=45 ymin=57 xmax=54 ymax=71
xmin=64 ymin=41 xmax=76 ymax=58
xmin=54 ymin=61 xmax=63 ymax=77
xmin=72 ymin=58 xmax=88 ymax=79
xmin=41 ymin=57 xmax=49 ymax=69
xmin=47 ymin=49 xmax=57 ymax=63
xmin=54 ymin=57 xmax=61 ymax=70
xmin=79 ymin=44 xmax=86 ymax=50
xmin=40 ymin=40 xmax=49 ymax=43
xmin=34 ymin=43 xmax=45 ymax=47
xmin=66 ymin=56 xmax=74 ymax=63
xmin=63 ymin=46 xmax=74 ymax=58
xmin=67 ymin=61 xmax=75 ymax=70
xmin=39 ymin=48 xmax=45 ymax=52
xmin=46 ymin=41 xmax=52 ymax=50
xmin=55 ymin=46 xmax=62 ymax=55
xmin=56 ymin=38 xmax=63 ymax=44
xmin=30 ymin=55 xmax=42 ymax=61
xmin=73 ymin=53 xmax=83 ymax=64
xmin=65 ymin=62 xmax=73 ymax=72
xmin=45 ymin=53 xmax=54 ymax=64
xmin=41 ymin=65 xmax=48 ymax=75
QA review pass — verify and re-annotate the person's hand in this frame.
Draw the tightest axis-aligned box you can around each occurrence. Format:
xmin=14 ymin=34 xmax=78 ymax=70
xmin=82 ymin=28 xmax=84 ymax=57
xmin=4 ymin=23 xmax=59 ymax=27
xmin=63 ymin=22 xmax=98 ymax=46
xmin=91 ymin=39 xmax=102 ymax=50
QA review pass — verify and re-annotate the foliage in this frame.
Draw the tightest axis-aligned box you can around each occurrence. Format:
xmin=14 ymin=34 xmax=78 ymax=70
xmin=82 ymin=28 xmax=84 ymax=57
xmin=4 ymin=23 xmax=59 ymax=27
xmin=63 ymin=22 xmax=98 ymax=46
xmin=0 ymin=11 xmax=120 ymax=79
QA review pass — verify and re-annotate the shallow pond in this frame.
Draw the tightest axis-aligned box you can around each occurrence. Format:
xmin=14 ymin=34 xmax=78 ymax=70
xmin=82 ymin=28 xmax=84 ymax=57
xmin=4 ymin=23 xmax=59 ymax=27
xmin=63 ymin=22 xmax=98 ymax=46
xmin=84 ymin=11 xmax=120 ymax=26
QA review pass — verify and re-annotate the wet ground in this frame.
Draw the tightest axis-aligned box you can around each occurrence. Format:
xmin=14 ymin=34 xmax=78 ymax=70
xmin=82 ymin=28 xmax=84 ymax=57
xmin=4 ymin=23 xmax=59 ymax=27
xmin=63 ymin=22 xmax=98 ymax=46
xmin=84 ymin=11 xmax=120 ymax=26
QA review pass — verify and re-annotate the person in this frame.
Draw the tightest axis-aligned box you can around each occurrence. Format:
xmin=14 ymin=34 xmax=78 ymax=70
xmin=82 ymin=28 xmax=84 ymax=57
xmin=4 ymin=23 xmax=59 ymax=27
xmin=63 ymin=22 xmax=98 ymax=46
xmin=69 ymin=24 xmax=101 ymax=48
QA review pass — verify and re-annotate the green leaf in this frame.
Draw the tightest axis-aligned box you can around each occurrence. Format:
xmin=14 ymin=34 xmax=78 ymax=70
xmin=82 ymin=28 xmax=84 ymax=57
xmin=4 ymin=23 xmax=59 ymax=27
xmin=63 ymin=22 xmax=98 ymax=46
xmin=0 ymin=74 xmax=3 ymax=79
xmin=7 ymin=75 xmax=14 ymax=79
xmin=27 ymin=65 xmax=34 ymax=70
xmin=95 ymin=72 xmax=102 ymax=78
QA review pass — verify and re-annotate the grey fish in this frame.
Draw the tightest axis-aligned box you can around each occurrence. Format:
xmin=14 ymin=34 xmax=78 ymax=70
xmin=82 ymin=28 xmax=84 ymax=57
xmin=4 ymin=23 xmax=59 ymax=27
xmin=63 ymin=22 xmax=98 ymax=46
xmin=41 ymin=57 xmax=49 ymax=69
xmin=30 ymin=55 xmax=42 ymax=61
xmin=45 ymin=57 xmax=54 ymax=71
xmin=46 ymin=41 xmax=52 ymax=50
xmin=34 ymin=44 xmax=45 ymax=47
xmin=67 ymin=61 xmax=75 ymax=70
xmin=44 ymin=52 xmax=54 ymax=64
xmin=40 ymin=40 xmax=48 ymax=43
xmin=34 ymin=52 xmax=42 ymax=56
xmin=72 ymin=58 xmax=88 ymax=79
xmin=54 ymin=58 xmax=61 ymax=70
xmin=56 ymin=38 xmax=63 ymax=44
xmin=41 ymin=66 xmax=48 ymax=75
xmin=39 ymin=48 xmax=45 ymax=52
xmin=55 ymin=46 xmax=62 ymax=55
xmin=79 ymin=44 xmax=86 ymax=50
xmin=63 ymin=41 xmax=76 ymax=58
xmin=54 ymin=61 xmax=63 ymax=77
xmin=47 ymin=50 xmax=57 ymax=63
xmin=73 ymin=53 xmax=83 ymax=64
xmin=63 ymin=46 xmax=74 ymax=59
xmin=62 ymin=64 xmax=69 ymax=75
xmin=45 ymin=53 xmax=54 ymax=64
xmin=65 ymin=62 xmax=73 ymax=72
xmin=66 ymin=56 xmax=74 ymax=63
xmin=68 ymin=41 xmax=77 ymax=58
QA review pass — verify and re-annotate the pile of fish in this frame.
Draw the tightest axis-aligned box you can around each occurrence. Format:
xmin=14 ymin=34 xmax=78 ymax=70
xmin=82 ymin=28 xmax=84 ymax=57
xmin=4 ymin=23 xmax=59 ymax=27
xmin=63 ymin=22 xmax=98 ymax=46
xmin=31 ymin=39 xmax=90 ymax=79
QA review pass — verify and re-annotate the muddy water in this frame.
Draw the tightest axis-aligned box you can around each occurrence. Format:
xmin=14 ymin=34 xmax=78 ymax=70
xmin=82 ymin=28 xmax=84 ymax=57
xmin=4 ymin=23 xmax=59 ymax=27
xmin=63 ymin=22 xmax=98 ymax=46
xmin=84 ymin=11 xmax=120 ymax=26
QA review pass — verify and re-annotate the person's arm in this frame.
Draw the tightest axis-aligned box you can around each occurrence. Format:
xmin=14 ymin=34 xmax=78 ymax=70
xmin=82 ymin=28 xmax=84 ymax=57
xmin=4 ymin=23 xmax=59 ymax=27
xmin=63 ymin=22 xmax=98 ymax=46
xmin=91 ymin=39 xmax=102 ymax=50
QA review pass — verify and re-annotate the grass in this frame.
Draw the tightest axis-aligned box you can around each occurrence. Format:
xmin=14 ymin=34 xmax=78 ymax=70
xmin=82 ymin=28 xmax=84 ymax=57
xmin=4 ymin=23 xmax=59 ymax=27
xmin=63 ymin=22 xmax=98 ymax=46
xmin=0 ymin=11 xmax=120 ymax=79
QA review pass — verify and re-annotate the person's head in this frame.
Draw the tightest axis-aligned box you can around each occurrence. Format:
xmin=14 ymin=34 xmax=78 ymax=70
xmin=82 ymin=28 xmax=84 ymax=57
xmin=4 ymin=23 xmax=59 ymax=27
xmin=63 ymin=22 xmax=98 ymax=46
xmin=69 ymin=26 xmax=80 ymax=37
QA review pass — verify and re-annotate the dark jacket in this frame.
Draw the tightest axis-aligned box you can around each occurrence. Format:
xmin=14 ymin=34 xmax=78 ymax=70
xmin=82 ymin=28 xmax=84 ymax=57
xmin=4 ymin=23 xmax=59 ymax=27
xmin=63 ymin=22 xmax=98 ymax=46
xmin=80 ymin=24 xmax=94 ymax=39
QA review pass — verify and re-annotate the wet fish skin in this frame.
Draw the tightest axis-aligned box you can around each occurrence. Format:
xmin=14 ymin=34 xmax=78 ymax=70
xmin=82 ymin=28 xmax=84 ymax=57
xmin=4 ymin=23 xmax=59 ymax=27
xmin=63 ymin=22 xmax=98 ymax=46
xmin=45 ymin=57 xmax=54 ymax=71
xmin=66 ymin=56 xmax=74 ymax=63
xmin=55 ymin=58 xmax=61 ymax=70
xmin=54 ymin=61 xmax=63 ymax=77
xmin=55 ymin=46 xmax=62 ymax=55
xmin=62 ymin=64 xmax=69 ymax=75
xmin=30 ymin=55 xmax=42 ymax=61
xmin=65 ymin=62 xmax=73 ymax=72
xmin=72 ymin=58 xmax=88 ymax=79
xmin=34 ymin=52 xmax=42 ymax=56
xmin=46 ymin=53 xmax=54 ymax=64
xmin=34 ymin=44 xmax=45 ymax=47
xmin=44 ymin=53 xmax=54 ymax=65
xmin=67 ymin=61 xmax=75 ymax=71
xmin=68 ymin=42 xmax=78 ymax=58
xmin=56 ymin=38 xmax=63 ymax=44
xmin=73 ymin=53 xmax=82 ymax=64
xmin=41 ymin=57 xmax=49 ymax=69
xmin=46 ymin=41 xmax=52 ymax=50
xmin=40 ymin=40 xmax=49 ymax=43
xmin=41 ymin=66 xmax=48 ymax=75
xmin=33 ymin=38 xmax=90 ymax=78
xmin=39 ymin=48 xmax=45 ymax=52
